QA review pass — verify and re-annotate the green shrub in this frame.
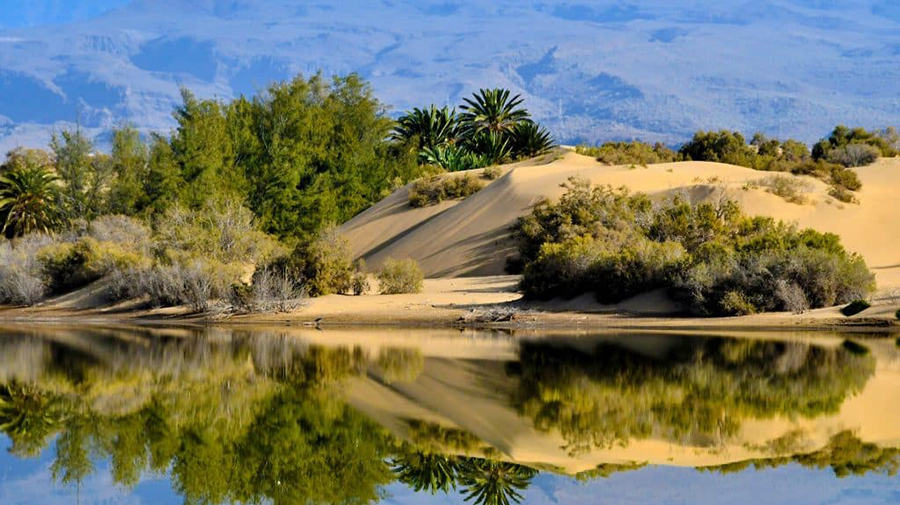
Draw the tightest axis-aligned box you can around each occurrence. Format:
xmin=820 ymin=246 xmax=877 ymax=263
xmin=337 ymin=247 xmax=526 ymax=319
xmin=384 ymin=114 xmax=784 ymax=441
xmin=514 ymin=178 xmax=876 ymax=316
xmin=482 ymin=166 xmax=502 ymax=180
xmin=38 ymin=237 xmax=147 ymax=294
xmin=841 ymin=340 xmax=870 ymax=355
xmin=377 ymin=258 xmax=424 ymax=294
xmin=376 ymin=347 xmax=424 ymax=383
xmin=896 ymin=309 xmax=900 ymax=321
xmin=408 ymin=174 xmax=483 ymax=207
xmin=280 ymin=226 xmax=353 ymax=296
xmin=841 ymin=299 xmax=871 ymax=316
xmin=577 ymin=141 xmax=680 ymax=166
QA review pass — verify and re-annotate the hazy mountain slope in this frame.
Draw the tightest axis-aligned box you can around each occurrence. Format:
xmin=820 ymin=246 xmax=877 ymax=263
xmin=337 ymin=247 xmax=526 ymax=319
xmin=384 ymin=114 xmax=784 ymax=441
xmin=1 ymin=0 xmax=900 ymax=152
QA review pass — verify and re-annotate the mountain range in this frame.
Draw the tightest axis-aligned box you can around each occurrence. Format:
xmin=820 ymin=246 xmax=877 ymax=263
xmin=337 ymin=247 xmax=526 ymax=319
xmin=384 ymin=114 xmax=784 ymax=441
xmin=1 ymin=0 xmax=899 ymax=152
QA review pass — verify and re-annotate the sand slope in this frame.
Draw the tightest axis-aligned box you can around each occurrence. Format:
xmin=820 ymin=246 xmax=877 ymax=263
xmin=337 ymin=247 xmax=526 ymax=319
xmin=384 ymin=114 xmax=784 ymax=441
xmin=341 ymin=151 xmax=900 ymax=293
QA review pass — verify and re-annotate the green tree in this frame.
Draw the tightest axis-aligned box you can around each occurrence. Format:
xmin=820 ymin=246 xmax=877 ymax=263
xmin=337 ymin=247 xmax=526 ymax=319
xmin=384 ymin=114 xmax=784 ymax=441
xmin=51 ymin=127 xmax=108 ymax=219
xmin=143 ymin=134 xmax=184 ymax=216
xmin=107 ymin=125 xmax=149 ymax=215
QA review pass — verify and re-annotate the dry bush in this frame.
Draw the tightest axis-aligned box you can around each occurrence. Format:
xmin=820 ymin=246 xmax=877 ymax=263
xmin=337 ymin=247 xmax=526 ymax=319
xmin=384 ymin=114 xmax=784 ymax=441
xmin=775 ymin=279 xmax=810 ymax=314
xmin=0 ymin=235 xmax=53 ymax=305
xmin=377 ymin=258 xmax=424 ymax=294
xmin=482 ymin=166 xmax=502 ymax=180
xmin=757 ymin=175 xmax=813 ymax=204
xmin=231 ymin=267 xmax=307 ymax=313
xmin=110 ymin=260 xmax=241 ymax=312
xmin=408 ymin=174 xmax=483 ymax=207
xmin=828 ymin=144 xmax=880 ymax=167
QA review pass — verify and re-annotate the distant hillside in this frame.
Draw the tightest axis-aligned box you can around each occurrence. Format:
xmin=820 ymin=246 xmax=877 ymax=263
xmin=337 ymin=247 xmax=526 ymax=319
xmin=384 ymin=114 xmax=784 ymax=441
xmin=2 ymin=0 xmax=900 ymax=151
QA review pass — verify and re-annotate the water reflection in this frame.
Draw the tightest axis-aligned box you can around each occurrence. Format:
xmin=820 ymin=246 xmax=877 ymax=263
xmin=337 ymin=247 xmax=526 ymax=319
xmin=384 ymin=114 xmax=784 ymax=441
xmin=0 ymin=325 xmax=897 ymax=504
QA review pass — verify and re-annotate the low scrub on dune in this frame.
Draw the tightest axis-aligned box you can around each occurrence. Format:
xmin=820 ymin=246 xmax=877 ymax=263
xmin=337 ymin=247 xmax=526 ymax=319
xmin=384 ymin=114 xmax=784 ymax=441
xmin=377 ymin=258 xmax=424 ymax=294
xmin=576 ymin=141 xmax=680 ymax=166
xmin=512 ymin=178 xmax=875 ymax=316
xmin=408 ymin=174 xmax=484 ymax=207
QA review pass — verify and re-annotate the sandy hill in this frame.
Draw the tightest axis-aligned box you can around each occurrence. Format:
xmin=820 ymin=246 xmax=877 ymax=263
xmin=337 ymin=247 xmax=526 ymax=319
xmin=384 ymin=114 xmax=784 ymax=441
xmin=341 ymin=150 xmax=900 ymax=294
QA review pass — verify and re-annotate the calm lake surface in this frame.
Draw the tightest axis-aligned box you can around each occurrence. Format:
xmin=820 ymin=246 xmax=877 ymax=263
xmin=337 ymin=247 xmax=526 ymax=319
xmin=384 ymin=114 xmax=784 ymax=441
xmin=1 ymin=324 xmax=899 ymax=505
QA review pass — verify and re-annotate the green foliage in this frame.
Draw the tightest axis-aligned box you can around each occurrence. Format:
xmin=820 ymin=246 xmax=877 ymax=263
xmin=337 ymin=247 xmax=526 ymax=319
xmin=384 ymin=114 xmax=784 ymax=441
xmin=421 ymin=144 xmax=490 ymax=172
xmin=392 ymin=106 xmax=462 ymax=150
xmin=376 ymin=347 xmax=424 ymax=383
xmin=513 ymin=178 xmax=876 ymax=315
xmin=459 ymin=88 xmax=531 ymax=136
xmin=679 ymin=130 xmax=863 ymax=198
xmin=107 ymin=125 xmax=150 ymax=216
xmin=576 ymin=141 xmax=680 ymax=166
xmin=841 ymin=299 xmax=871 ymax=316
xmin=37 ymin=237 xmax=147 ymax=294
xmin=408 ymin=174 xmax=484 ymax=207
xmin=509 ymin=122 xmax=555 ymax=159
xmin=399 ymin=88 xmax=555 ymax=174
xmin=813 ymin=125 xmax=898 ymax=164
xmin=0 ymin=163 xmax=62 ymax=237
xmin=377 ymin=258 xmax=425 ymax=294
xmin=701 ymin=431 xmax=900 ymax=478
xmin=280 ymin=225 xmax=354 ymax=296
xmin=51 ymin=128 xmax=111 ymax=221
xmin=511 ymin=338 xmax=875 ymax=455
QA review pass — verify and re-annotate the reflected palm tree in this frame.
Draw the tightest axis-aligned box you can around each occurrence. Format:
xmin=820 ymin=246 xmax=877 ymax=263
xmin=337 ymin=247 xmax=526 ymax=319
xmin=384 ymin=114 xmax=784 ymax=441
xmin=390 ymin=450 xmax=461 ymax=494
xmin=457 ymin=458 xmax=537 ymax=505
xmin=0 ymin=383 xmax=66 ymax=456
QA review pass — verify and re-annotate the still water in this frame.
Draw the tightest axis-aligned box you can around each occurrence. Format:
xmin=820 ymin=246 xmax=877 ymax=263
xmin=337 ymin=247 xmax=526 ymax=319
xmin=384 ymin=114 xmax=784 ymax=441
xmin=0 ymin=324 xmax=898 ymax=504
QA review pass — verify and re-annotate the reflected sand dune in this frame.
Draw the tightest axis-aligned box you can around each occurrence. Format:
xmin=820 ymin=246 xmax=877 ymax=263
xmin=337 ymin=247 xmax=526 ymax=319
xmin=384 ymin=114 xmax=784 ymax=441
xmin=0 ymin=324 xmax=898 ymax=503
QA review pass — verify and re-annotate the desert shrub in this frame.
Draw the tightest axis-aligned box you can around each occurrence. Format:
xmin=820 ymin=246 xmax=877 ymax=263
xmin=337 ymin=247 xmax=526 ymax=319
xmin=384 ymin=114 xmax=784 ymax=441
xmin=377 ymin=258 xmax=424 ymax=294
xmin=828 ymin=186 xmax=857 ymax=204
xmin=829 ymin=167 xmax=862 ymax=191
xmin=85 ymin=215 xmax=152 ymax=252
xmin=277 ymin=226 xmax=353 ymax=297
xmin=514 ymin=178 xmax=876 ymax=316
xmin=679 ymin=130 xmax=756 ymax=166
xmin=351 ymin=271 xmax=370 ymax=295
xmin=482 ymin=166 xmax=502 ymax=180
xmin=828 ymin=144 xmax=880 ymax=168
xmin=757 ymin=175 xmax=812 ymax=204
xmin=37 ymin=237 xmax=147 ymax=294
xmin=110 ymin=259 xmax=241 ymax=312
xmin=841 ymin=300 xmax=871 ymax=317
xmin=408 ymin=174 xmax=483 ymax=207
xmin=775 ymin=279 xmax=810 ymax=314
xmin=155 ymin=201 xmax=284 ymax=265
xmin=813 ymin=125 xmax=898 ymax=162
xmin=230 ymin=267 xmax=306 ymax=313
xmin=0 ymin=234 xmax=53 ymax=305
xmin=577 ymin=141 xmax=680 ymax=166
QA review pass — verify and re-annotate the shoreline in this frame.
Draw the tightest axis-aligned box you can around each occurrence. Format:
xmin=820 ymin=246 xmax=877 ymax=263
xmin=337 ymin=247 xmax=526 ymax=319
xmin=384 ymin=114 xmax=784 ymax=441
xmin=1 ymin=276 xmax=897 ymax=334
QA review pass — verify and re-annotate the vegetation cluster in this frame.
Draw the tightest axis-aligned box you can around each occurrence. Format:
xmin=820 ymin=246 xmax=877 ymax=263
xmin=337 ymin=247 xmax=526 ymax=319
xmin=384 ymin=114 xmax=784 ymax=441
xmin=578 ymin=126 xmax=897 ymax=203
xmin=513 ymin=178 xmax=875 ymax=315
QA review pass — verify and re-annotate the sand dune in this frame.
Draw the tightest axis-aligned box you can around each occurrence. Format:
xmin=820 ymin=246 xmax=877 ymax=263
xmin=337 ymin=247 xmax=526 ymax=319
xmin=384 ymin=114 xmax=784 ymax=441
xmin=341 ymin=151 xmax=900 ymax=294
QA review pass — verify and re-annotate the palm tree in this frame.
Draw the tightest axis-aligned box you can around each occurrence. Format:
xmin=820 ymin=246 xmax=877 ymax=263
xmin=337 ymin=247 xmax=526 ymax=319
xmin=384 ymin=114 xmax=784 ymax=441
xmin=510 ymin=122 xmax=555 ymax=159
xmin=391 ymin=106 xmax=461 ymax=150
xmin=0 ymin=165 xmax=62 ymax=237
xmin=465 ymin=131 xmax=513 ymax=165
xmin=459 ymin=89 xmax=531 ymax=137
xmin=0 ymin=383 xmax=67 ymax=457
xmin=457 ymin=458 xmax=537 ymax=505
xmin=390 ymin=450 xmax=461 ymax=494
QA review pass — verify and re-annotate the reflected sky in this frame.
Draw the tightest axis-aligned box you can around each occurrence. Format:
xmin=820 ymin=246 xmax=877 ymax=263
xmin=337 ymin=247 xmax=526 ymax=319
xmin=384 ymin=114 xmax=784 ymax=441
xmin=0 ymin=325 xmax=898 ymax=504
xmin=3 ymin=437 xmax=898 ymax=505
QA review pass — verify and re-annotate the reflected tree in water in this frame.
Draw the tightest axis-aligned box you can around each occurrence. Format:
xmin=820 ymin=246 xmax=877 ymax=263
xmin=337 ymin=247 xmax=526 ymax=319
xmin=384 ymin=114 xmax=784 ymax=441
xmin=510 ymin=337 xmax=876 ymax=454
